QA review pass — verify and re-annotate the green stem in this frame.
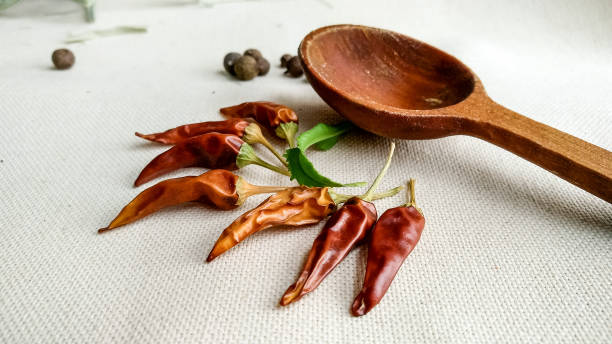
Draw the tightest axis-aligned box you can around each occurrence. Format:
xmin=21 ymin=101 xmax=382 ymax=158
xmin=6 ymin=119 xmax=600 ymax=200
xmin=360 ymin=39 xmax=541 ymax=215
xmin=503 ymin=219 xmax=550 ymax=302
xmin=261 ymin=140 xmax=288 ymax=167
xmin=403 ymin=178 xmax=423 ymax=215
xmin=84 ymin=4 xmax=95 ymax=22
xmin=253 ymin=158 xmax=291 ymax=176
xmin=329 ymin=185 xmax=403 ymax=204
xmin=362 ymin=142 xmax=395 ymax=201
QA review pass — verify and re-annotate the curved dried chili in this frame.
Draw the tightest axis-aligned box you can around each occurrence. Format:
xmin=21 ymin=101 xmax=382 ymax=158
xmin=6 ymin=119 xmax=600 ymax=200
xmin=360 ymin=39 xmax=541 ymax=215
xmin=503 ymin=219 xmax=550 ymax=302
xmin=135 ymin=118 xmax=251 ymax=145
xmin=280 ymin=142 xmax=396 ymax=305
xmin=134 ymin=132 xmax=243 ymax=187
xmin=99 ymin=169 xmax=287 ymax=233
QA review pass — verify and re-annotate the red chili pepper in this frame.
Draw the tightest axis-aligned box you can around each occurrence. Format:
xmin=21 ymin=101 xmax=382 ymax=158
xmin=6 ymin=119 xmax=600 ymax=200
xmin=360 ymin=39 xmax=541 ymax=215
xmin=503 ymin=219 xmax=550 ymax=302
xmin=206 ymin=186 xmax=336 ymax=262
xmin=99 ymin=169 xmax=287 ymax=233
xmin=134 ymin=132 xmax=243 ymax=187
xmin=280 ymin=196 xmax=377 ymax=305
xmin=351 ymin=179 xmax=425 ymax=316
xmin=280 ymin=142 xmax=396 ymax=306
xmin=135 ymin=118 xmax=251 ymax=145
xmin=219 ymin=101 xmax=298 ymax=130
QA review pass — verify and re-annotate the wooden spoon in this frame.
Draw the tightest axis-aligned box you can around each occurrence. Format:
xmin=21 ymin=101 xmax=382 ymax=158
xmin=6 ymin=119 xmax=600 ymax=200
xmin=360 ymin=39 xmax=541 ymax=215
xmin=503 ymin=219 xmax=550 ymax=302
xmin=299 ymin=24 xmax=612 ymax=203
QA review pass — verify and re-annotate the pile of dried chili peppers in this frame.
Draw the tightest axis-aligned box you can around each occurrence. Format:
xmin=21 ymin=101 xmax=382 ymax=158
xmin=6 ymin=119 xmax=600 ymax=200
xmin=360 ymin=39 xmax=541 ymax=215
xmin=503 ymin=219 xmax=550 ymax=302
xmin=99 ymin=101 xmax=426 ymax=316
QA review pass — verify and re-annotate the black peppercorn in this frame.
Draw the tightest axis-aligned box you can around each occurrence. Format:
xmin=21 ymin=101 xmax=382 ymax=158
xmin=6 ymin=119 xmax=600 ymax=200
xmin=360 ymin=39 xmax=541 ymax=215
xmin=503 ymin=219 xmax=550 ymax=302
xmin=244 ymin=49 xmax=263 ymax=60
xmin=223 ymin=52 xmax=242 ymax=75
xmin=234 ymin=55 xmax=259 ymax=80
xmin=285 ymin=56 xmax=303 ymax=77
xmin=52 ymin=49 xmax=75 ymax=70
xmin=280 ymin=54 xmax=292 ymax=68
xmin=257 ymin=58 xmax=270 ymax=76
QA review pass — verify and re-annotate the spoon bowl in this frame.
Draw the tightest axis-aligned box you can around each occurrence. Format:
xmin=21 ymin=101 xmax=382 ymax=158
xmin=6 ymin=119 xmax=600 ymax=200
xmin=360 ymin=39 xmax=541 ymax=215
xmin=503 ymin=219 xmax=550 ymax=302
xmin=299 ymin=24 xmax=612 ymax=202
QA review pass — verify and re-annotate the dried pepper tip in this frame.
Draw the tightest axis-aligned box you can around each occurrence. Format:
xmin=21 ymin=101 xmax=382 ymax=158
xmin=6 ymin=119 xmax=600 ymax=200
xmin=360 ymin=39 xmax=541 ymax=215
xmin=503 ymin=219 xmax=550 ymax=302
xmin=206 ymin=186 xmax=336 ymax=262
xmin=328 ymin=185 xmax=403 ymax=204
xmin=134 ymin=119 xmax=251 ymax=145
xmin=362 ymin=142 xmax=396 ymax=201
xmin=99 ymin=170 xmax=291 ymax=234
xmin=275 ymin=122 xmax=298 ymax=148
xmin=235 ymin=177 xmax=288 ymax=206
xmin=236 ymin=142 xmax=291 ymax=176
xmin=243 ymin=123 xmax=288 ymax=167
xmin=404 ymin=179 xmax=423 ymax=215
xmin=99 ymin=171 xmax=240 ymax=233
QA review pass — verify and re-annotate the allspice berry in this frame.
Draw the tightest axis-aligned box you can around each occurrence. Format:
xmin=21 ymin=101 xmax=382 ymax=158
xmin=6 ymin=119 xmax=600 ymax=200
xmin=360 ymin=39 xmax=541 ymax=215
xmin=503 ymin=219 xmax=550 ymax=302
xmin=257 ymin=57 xmax=270 ymax=76
xmin=52 ymin=49 xmax=75 ymax=70
xmin=234 ymin=55 xmax=259 ymax=80
xmin=223 ymin=52 xmax=242 ymax=75
xmin=280 ymin=54 xmax=292 ymax=67
xmin=285 ymin=56 xmax=303 ymax=77
xmin=244 ymin=49 xmax=263 ymax=60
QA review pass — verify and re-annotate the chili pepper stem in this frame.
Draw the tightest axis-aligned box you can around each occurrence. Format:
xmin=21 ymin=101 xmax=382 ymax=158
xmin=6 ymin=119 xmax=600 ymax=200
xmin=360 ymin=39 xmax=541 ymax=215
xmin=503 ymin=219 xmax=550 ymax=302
xmin=328 ymin=185 xmax=403 ymax=204
xmin=254 ymin=159 xmax=291 ymax=176
xmin=275 ymin=122 xmax=298 ymax=148
xmin=362 ymin=142 xmax=396 ymax=201
xmin=404 ymin=178 xmax=423 ymax=215
xmin=244 ymin=123 xmax=288 ymax=167
xmin=236 ymin=178 xmax=289 ymax=205
xmin=236 ymin=142 xmax=291 ymax=176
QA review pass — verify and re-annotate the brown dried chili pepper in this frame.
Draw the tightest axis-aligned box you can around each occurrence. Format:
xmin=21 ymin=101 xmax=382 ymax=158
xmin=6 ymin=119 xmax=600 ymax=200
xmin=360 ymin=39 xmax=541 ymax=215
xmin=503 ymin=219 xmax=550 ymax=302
xmin=206 ymin=186 xmax=336 ymax=262
xmin=135 ymin=118 xmax=251 ymax=145
xmin=220 ymin=101 xmax=299 ymax=147
xmin=280 ymin=142 xmax=396 ymax=306
xmin=220 ymin=101 xmax=298 ymax=130
xmin=351 ymin=179 xmax=425 ymax=316
xmin=99 ymin=169 xmax=288 ymax=233
xmin=280 ymin=196 xmax=377 ymax=306
xmin=134 ymin=132 xmax=243 ymax=187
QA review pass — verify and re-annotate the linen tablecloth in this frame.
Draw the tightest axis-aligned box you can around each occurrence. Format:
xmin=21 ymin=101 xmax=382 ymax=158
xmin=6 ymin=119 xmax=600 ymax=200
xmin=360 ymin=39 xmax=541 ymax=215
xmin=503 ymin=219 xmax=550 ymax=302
xmin=1 ymin=0 xmax=611 ymax=342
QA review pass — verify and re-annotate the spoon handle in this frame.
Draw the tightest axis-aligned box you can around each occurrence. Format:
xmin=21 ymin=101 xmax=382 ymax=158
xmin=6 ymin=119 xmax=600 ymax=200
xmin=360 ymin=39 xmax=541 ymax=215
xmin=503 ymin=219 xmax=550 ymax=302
xmin=467 ymin=100 xmax=612 ymax=203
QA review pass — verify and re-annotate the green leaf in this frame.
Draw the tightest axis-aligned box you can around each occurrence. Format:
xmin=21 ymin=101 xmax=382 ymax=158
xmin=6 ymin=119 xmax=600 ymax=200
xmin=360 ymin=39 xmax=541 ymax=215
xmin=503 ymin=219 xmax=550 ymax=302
xmin=297 ymin=121 xmax=353 ymax=151
xmin=314 ymin=136 xmax=338 ymax=151
xmin=285 ymin=148 xmax=364 ymax=187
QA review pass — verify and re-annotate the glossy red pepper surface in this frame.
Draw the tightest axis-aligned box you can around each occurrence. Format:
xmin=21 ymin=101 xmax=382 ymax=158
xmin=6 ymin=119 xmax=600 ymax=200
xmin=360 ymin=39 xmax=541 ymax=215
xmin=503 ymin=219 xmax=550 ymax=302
xmin=134 ymin=133 xmax=243 ymax=187
xmin=280 ymin=197 xmax=377 ymax=306
xmin=135 ymin=118 xmax=251 ymax=145
xmin=351 ymin=205 xmax=425 ymax=316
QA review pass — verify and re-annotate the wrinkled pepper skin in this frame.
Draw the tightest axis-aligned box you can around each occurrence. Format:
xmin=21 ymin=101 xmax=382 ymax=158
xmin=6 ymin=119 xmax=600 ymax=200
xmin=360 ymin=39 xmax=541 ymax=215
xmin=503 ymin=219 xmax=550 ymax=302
xmin=100 ymin=170 xmax=241 ymax=233
xmin=351 ymin=206 xmax=425 ymax=316
xmin=219 ymin=101 xmax=298 ymax=130
xmin=206 ymin=187 xmax=335 ymax=262
xmin=134 ymin=133 xmax=243 ymax=187
xmin=280 ymin=197 xmax=377 ymax=306
xmin=135 ymin=118 xmax=251 ymax=145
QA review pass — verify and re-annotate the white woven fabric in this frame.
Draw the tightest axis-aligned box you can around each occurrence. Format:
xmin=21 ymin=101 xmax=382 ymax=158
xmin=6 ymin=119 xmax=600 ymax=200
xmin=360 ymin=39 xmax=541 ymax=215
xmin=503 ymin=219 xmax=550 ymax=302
xmin=1 ymin=0 xmax=611 ymax=343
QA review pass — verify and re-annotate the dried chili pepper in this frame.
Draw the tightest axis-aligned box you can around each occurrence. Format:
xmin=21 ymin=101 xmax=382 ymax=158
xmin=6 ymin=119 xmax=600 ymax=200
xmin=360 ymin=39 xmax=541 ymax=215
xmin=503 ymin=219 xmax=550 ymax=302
xmin=351 ymin=179 xmax=425 ymax=316
xmin=206 ymin=186 xmax=336 ymax=262
xmin=134 ymin=132 xmax=243 ymax=187
xmin=280 ymin=142 xmax=396 ymax=305
xmin=99 ymin=169 xmax=287 ymax=233
xmin=220 ymin=101 xmax=297 ymax=130
xmin=134 ymin=132 xmax=290 ymax=187
xmin=220 ymin=101 xmax=299 ymax=147
xmin=135 ymin=118 xmax=251 ymax=145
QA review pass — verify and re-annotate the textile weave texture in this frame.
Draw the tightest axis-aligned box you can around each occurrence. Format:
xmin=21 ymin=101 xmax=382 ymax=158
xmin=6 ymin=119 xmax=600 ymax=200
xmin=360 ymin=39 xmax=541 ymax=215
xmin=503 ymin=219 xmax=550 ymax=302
xmin=1 ymin=0 xmax=611 ymax=343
